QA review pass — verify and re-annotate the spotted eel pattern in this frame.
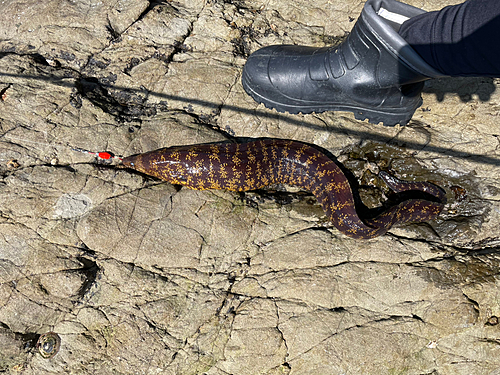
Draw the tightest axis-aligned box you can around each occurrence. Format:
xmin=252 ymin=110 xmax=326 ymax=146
xmin=122 ymin=139 xmax=445 ymax=239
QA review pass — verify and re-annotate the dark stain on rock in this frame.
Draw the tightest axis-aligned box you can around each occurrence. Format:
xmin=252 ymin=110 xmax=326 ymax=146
xmin=99 ymin=73 xmax=117 ymax=85
xmin=124 ymin=57 xmax=141 ymax=75
xmin=88 ymin=57 xmax=111 ymax=69
xmin=59 ymin=50 xmax=76 ymax=61
xmin=75 ymin=77 xmax=157 ymax=122
xmin=70 ymin=89 xmax=83 ymax=109
xmin=321 ymin=32 xmax=348 ymax=47
xmin=230 ymin=26 xmax=258 ymax=58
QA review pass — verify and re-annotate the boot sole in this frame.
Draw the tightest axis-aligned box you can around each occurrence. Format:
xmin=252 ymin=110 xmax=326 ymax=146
xmin=242 ymin=75 xmax=420 ymax=127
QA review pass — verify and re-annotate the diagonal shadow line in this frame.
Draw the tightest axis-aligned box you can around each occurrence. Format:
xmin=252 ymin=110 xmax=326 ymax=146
xmin=1 ymin=71 xmax=499 ymax=167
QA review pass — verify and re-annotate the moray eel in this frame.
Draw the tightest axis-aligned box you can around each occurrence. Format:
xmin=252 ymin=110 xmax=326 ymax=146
xmin=122 ymin=139 xmax=445 ymax=239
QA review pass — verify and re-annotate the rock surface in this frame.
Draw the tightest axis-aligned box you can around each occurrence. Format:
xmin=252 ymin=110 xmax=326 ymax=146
xmin=1 ymin=0 xmax=500 ymax=374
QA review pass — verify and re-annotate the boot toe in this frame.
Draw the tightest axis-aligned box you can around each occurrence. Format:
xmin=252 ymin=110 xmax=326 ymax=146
xmin=242 ymin=45 xmax=320 ymax=113
xmin=241 ymin=46 xmax=279 ymax=103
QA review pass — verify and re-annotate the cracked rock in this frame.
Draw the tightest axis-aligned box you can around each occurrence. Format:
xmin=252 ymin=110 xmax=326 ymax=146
xmin=0 ymin=0 xmax=500 ymax=374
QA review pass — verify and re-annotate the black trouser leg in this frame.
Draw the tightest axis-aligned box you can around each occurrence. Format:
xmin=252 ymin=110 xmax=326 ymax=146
xmin=399 ymin=0 xmax=500 ymax=76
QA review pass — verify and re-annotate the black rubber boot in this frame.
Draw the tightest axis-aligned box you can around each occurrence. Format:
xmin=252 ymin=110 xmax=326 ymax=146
xmin=241 ymin=0 xmax=445 ymax=126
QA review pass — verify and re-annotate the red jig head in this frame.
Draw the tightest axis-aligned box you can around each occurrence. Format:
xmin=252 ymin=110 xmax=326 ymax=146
xmin=71 ymin=148 xmax=123 ymax=163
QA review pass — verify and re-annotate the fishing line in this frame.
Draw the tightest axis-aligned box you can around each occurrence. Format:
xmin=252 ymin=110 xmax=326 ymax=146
xmin=3 ymin=134 xmax=123 ymax=162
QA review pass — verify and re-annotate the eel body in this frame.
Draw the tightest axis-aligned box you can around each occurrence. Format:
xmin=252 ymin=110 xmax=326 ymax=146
xmin=122 ymin=139 xmax=445 ymax=239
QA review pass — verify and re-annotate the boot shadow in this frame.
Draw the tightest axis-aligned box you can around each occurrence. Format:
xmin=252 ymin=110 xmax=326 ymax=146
xmin=422 ymin=76 xmax=496 ymax=102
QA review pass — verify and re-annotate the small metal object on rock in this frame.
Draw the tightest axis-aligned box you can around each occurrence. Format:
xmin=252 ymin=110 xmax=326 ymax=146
xmin=36 ymin=332 xmax=61 ymax=359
